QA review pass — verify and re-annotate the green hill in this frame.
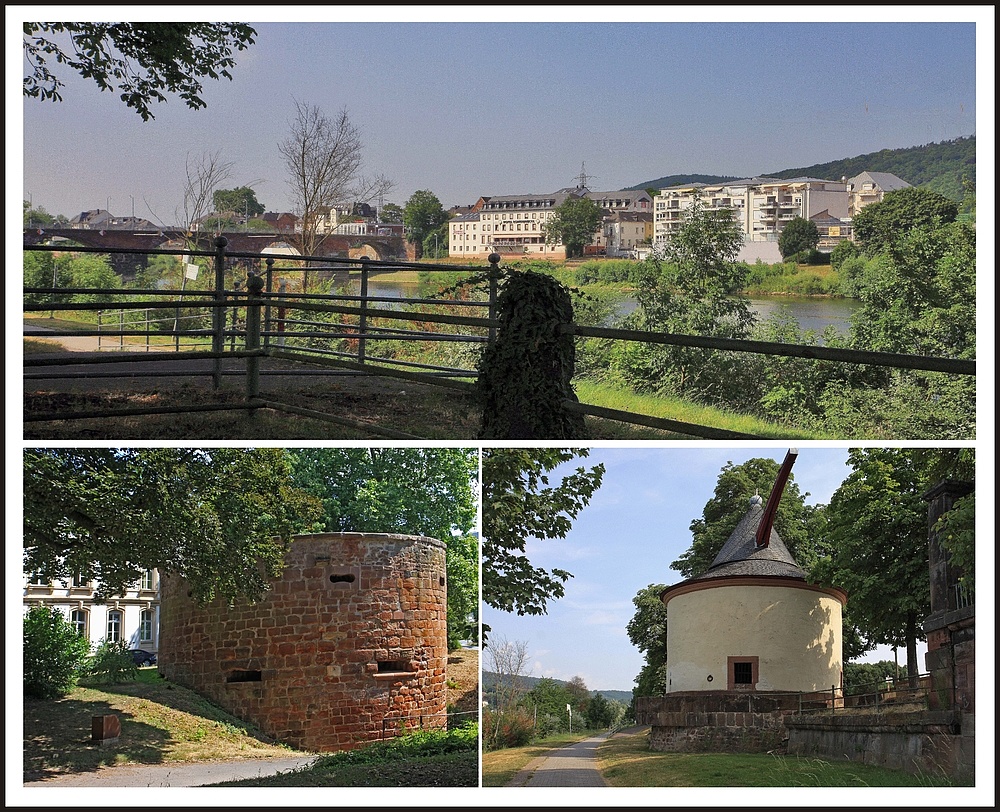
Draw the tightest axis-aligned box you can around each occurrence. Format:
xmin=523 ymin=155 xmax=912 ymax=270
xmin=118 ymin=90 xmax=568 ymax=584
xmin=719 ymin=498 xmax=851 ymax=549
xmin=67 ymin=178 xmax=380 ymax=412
xmin=634 ymin=135 xmax=976 ymax=204
xmin=482 ymin=670 xmax=632 ymax=705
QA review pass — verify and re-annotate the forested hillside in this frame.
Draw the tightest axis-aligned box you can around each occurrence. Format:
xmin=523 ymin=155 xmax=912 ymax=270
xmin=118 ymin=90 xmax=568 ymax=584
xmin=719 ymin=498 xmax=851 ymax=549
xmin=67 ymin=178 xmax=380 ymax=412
xmin=635 ymin=135 xmax=976 ymax=204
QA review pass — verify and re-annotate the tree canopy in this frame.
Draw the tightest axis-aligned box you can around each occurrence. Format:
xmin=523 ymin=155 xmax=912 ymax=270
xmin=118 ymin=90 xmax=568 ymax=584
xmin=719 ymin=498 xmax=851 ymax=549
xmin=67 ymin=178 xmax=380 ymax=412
xmin=23 ymin=23 xmax=257 ymax=121
xmin=481 ymin=449 xmax=604 ymax=625
xmin=851 ymin=187 xmax=959 ymax=256
xmin=212 ymin=186 xmax=265 ymax=220
xmin=778 ymin=216 xmax=820 ymax=259
xmin=403 ymin=190 xmax=448 ymax=251
xmin=542 ymin=196 xmax=602 ymax=258
xmin=23 ymin=448 xmax=321 ymax=605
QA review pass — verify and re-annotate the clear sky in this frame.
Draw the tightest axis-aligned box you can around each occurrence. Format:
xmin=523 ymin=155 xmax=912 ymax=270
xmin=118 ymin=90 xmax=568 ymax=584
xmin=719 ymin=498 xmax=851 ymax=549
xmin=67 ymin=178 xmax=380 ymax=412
xmin=13 ymin=8 xmax=988 ymax=227
xmin=480 ymin=445 xmax=990 ymax=692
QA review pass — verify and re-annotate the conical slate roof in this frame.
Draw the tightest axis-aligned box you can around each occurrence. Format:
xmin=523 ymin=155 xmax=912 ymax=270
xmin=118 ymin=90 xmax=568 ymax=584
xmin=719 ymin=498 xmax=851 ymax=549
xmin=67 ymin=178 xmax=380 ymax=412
xmin=698 ymin=495 xmax=806 ymax=580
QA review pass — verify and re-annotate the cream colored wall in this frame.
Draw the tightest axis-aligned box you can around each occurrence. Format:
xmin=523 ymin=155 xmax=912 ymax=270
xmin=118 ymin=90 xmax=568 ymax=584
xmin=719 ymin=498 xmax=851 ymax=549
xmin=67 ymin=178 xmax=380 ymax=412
xmin=665 ymin=583 xmax=843 ymax=693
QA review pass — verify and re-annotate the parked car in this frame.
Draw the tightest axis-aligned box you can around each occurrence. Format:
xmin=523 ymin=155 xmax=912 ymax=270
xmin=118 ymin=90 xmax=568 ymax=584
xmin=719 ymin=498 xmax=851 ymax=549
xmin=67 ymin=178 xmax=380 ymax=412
xmin=129 ymin=649 xmax=157 ymax=667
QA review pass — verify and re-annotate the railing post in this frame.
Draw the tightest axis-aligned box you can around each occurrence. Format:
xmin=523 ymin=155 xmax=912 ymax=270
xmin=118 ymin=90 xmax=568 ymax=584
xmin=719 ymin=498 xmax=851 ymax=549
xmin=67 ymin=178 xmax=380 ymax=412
xmin=229 ymin=278 xmax=242 ymax=353
xmin=212 ymin=236 xmax=228 ymax=390
xmin=263 ymin=257 xmax=274 ymax=350
xmin=245 ymin=272 xmax=264 ymax=402
xmin=358 ymin=256 xmax=370 ymax=365
xmin=118 ymin=309 xmax=124 ymax=351
xmin=97 ymin=310 xmax=103 ymax=351
xmin=145 ymin=308 xmax=151 ymax=352
xmin=487 ymin=252 xmax=501 ymax=343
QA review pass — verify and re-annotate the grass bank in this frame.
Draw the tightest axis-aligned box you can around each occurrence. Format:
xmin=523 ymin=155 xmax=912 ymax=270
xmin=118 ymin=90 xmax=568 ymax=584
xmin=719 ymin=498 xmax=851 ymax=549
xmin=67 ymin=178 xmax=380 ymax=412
xmin=596 ymin=730 xmax=967 ymax=787
xmin=24 ymin=663 xmax=479 ymax=787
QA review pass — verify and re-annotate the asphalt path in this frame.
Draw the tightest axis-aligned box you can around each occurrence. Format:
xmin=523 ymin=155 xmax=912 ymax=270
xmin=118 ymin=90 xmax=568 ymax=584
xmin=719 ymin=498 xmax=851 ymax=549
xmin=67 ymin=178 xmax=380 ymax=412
xmin=506 ymin=733 xmax=611 ymax=788
xmin=22 ymin=755 xmax=320 ymax=788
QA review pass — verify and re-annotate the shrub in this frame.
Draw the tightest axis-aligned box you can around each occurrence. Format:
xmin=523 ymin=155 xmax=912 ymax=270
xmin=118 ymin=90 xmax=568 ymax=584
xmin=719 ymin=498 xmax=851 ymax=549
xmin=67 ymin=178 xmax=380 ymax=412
xmin=23 ymin=605 xmax=92 ymax=699
xmin=483 ymin=706 xmax=535 ymax=751
xmin=84 ymin=638 xmax=138 ymax=684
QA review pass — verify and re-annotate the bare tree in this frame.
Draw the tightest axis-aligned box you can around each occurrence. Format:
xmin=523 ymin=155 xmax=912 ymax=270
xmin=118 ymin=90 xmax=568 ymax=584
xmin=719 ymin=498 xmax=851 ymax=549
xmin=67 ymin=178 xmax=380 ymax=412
xmin=179 ymin=150 xmax=234 ymax=238
xmin=485 ymin=635 xmax=531 ymax=749
xmin=278 ymin=100 xmax=393 ymax=289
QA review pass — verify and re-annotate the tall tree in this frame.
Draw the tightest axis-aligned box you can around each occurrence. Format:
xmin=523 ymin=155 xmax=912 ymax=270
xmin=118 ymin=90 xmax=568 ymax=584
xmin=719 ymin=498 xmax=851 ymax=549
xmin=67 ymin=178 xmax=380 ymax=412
xmin=811 ymin=449 xmax=932 ymax=684
xmin=23 ymin=449 xmax=321 ymax=605
xmin=670 ymin=456 xmax=815 ymax=579
xmin=626 ymin=583 xmax=669 ymax=699
xmin=610 ymin=194 xmax=755 ymax=404
xmin=852 ymin=187 xmax=959 ymax=256
xmin=777 ymin=216 xmax=820 ymax=259
xmin=23 ymin=23 xmax=257 ymax=121
xmin=180 ymin=150 xmax=234 ymax=235
xmin=379 ymin=202 xmax=404 ymax=224
xmin=287 ymin=448 xmax=479 ymax=650
xmin=279 ymin=100 xmax=393 ymax=286
xmin=213 ymin=186 xmax=265 ymax=221
xmin=403 ymin=190 xmax=448 ymax=259
xmin=481 ymin=449 xmax=604 ymax=632
xmin=543 ymin=196 xmax=602 ymax=258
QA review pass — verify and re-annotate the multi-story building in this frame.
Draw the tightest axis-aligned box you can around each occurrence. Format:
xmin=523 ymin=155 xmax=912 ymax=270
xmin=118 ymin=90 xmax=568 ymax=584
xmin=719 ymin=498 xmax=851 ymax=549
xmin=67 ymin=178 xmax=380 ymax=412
xmin=23 ymin=569 xmax=161 ymax=655
xmin=653 ymin=176 xmax=851 ymax=262
xmin=603 ymin=210 xmax=653 ymax=257
xmin=845 ymin=171 xmax=911 ymax=217
xmin=448 ymin=187 xmax=652 ymax=260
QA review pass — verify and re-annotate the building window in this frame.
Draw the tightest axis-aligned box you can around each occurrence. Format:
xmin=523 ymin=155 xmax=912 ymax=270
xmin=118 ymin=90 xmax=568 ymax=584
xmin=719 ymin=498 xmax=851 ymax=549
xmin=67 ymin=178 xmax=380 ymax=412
xmin=107 ymin=610 xmax=123 ymax=643
xmin=28 ymin=572 xmax=48 ymax=586
xmin=727 ymin=656 xmax=759 ymax=689
xmin=72 ymin=572 xmax=90 ymax=588
xmin=140 ymin=570 xmax=154 ymax=590
xmin=139 ymin=609 xmax=153 ymax=642
xmin=71 ymin=609 xmax=88 ymax=637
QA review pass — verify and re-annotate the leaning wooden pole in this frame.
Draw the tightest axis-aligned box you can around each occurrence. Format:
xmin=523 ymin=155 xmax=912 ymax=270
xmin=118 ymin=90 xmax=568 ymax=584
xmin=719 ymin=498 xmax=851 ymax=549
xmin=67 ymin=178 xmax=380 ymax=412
xmin=755 ymin=448 xmax=798 ymax=549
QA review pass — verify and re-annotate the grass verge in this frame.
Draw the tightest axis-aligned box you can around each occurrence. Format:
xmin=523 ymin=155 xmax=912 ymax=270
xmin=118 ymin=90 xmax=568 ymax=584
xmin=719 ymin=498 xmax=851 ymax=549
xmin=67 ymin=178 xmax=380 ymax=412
xmin=596 ymin=730 xmax=968 ymax=787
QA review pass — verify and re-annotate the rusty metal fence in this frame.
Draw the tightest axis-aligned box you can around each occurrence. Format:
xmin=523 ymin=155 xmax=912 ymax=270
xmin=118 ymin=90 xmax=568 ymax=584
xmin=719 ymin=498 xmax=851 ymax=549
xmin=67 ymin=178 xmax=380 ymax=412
xmin=23 ymin=239 xmax=976 ymax=440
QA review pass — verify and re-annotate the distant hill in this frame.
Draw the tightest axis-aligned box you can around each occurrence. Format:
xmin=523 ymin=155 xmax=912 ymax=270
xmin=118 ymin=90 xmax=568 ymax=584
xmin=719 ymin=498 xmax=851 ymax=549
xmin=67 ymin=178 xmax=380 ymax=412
xmin=634 ymin=135 xmax=976 ymax=203
xmin=482 ymin=670 xmax=632 ymax=705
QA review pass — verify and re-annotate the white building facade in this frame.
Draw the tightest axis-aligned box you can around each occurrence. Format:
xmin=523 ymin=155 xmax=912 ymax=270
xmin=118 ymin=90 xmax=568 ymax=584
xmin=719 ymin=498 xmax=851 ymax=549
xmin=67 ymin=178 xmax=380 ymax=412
xmin=653 ymin=176 xmax=851 ymax=261
xmin=23 ymin=569 xmax=161 ymax=655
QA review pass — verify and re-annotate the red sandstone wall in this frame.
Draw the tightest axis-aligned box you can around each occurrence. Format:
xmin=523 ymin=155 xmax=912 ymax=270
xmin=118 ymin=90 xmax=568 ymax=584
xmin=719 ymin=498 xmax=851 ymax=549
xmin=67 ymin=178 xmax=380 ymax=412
xmin=158 ymin=533 xmax=448 ymax=752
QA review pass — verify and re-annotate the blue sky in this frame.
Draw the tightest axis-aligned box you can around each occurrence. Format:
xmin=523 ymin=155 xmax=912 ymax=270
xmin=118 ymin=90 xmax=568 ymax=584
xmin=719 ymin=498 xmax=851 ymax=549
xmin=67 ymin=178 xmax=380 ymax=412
xmin=13 ymin=8 xmax=989 ymax=226
xmin=481 ymin=445 xmax=990 ymax=692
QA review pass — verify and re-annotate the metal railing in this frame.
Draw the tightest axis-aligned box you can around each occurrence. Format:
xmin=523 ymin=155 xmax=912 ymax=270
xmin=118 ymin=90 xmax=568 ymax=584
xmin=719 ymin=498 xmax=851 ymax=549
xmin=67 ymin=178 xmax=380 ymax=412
xmin=23 ymin=240 xmax=976 ymax=439
xmin=380 ymin=708 xmax=479 ymax=738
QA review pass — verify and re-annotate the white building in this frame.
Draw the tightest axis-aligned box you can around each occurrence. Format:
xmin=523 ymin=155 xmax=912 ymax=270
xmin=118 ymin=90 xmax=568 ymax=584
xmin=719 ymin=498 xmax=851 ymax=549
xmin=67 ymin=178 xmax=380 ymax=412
xmin=845 ymin=171 xmax=912 ymax=217
xmin=449 ymin=187 xmax=653 ymax=260
xmin=653 ymin=176 xmax=851 ymax=262
xmin=23 ymin=569 xmax=161 ymax=656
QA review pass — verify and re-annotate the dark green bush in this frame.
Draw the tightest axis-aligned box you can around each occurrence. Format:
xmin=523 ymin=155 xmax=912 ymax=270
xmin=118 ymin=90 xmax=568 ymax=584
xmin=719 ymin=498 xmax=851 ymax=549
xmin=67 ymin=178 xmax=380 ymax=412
xmin=84 ymin=638 xmax=139 ymax=684
xmin=23 ymin=605 xmax=92 ymax=699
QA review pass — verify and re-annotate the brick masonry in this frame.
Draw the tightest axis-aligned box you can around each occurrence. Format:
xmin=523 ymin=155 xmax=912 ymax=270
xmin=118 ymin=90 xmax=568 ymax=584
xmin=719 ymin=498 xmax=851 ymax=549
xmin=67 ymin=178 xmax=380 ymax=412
xmin=158 ymin=533 xmax=448 ymax=752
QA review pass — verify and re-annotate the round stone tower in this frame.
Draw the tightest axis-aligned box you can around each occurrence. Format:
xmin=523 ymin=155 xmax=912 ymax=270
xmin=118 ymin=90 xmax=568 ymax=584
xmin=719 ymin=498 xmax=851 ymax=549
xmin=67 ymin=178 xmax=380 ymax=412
xmin=662 ymin=490 xmax=846 ymax=693
xmin=158 ymin=532 xmax=449 ymax=752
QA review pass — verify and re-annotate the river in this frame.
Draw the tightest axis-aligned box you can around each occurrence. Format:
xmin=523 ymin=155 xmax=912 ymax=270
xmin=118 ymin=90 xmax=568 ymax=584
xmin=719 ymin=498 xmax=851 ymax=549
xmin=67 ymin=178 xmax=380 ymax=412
xmin=348 ymin=279 xmax=861 ymax=338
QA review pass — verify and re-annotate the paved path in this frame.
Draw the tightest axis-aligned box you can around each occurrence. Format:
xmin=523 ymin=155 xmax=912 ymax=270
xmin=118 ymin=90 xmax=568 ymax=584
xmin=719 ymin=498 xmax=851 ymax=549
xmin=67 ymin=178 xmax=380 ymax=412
xmin=506 ymin=733 xmax=611 ymax=788
xmin=22 ymin=756 xmax=320 ymax=788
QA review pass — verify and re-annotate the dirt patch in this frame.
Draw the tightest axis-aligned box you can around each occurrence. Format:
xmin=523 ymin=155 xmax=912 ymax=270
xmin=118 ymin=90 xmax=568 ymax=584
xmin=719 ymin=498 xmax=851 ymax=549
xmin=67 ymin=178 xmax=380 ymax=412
xmin=447 ymin=648 xmax=480 ymax=725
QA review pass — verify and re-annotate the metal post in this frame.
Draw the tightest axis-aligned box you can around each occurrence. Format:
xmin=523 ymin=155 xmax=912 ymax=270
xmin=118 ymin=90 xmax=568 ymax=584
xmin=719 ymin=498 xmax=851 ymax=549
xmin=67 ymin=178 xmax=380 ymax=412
xmin=358 ymin=256 xmax=370 ymax=365
xmin=119 ymin=309 xmax=124 ymax=350
xmin=245 ymin=272 xmax=263 ymax=402
xmin=487 ymin=252 xmax=501 ymax=343
xmin=263 ymin=258 xmax=274 ymax=350
xmin=212 ymin=236 xmax=228 ymax=390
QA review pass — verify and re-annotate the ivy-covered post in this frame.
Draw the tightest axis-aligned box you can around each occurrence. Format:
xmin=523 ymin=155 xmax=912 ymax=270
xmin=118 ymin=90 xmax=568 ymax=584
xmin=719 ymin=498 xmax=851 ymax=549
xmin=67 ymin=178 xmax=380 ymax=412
xmin=476 ymin=269 xmax=588 ymax=439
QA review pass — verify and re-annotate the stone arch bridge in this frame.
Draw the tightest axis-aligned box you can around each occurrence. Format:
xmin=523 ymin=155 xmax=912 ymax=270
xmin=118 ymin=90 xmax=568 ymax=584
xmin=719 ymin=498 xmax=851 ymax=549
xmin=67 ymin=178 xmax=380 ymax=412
xmin=23 ymin=228 xmax=410 ymax=279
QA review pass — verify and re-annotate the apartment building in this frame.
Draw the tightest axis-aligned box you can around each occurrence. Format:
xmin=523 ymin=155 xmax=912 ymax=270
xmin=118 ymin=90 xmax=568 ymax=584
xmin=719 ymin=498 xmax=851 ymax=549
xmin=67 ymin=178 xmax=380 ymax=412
xmin=845 ymin=171 xmax=911 ymax=217
xmin=449 ymin=187 xmax=653 ymax=260
xmin=653 ymin=176 xmax=851 ymax=262
xmin=23 ymin=569 xmax=161 ymax=655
